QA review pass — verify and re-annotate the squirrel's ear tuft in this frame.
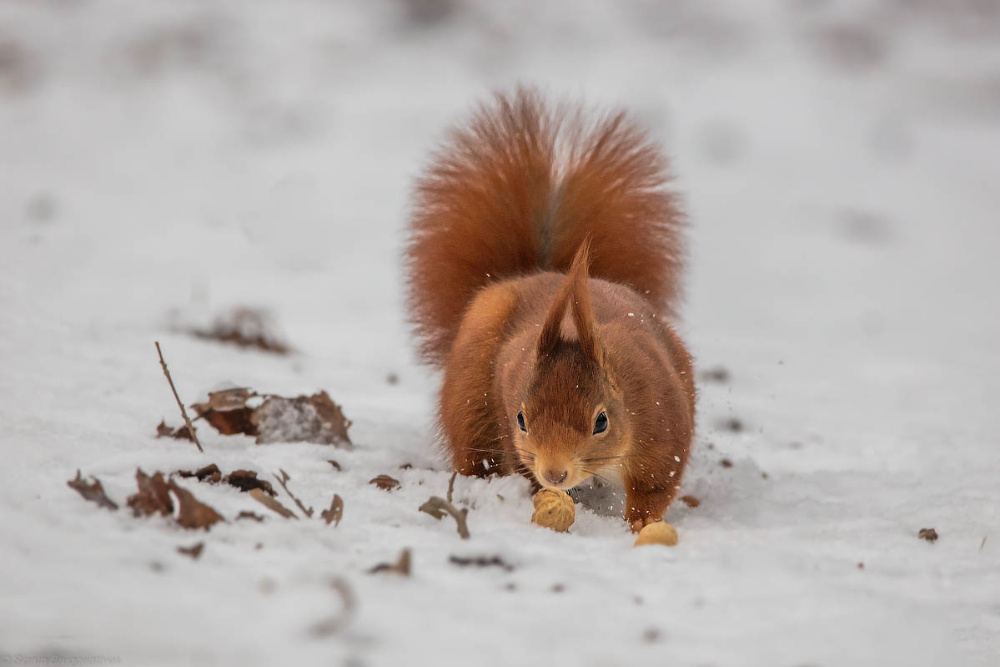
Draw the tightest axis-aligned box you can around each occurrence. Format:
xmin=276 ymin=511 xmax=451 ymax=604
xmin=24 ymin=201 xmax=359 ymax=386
xmin=537 ymin=241 xmax=601 ymax=361
xmin=567 ymin=241 xmax=600 ymax=362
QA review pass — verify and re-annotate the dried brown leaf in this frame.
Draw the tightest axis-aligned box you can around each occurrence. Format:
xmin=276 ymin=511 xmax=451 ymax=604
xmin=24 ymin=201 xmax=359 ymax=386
xmin=249 ymin=488 xmax=297 ymax=519
xmin=680 ymin=495 xmax=701 ymax=508
xmin=327 ymin=460 xmax=342 ymax=471
xmin=191 ymin=387 xmax=259 ymax=437
xmin=369 ymin=548 xmax=411 ymax=576
xmin=67 ymin=471 xmax=118 ymax=511
xmin=128 ymin=469 xmax=173 ymax=517
xmin=167 ymin=480 xmax=224 ymax=530
xmin=918 ymin=528 xmax=939 ymax=543
xmin=236 ymin=510 xmax=265 ymax=522
xmin=190 ymin=386 xmax=353 ymax=448
xmin=449 ymin=555 xmax=512 ymax=571
xmin=226 ymin=469 xmax=275 ymax=496
xmin=155 ymin=420 xmax=196 ymax=442
xmin=176 ymin=463 xmax=222 ymax=484
xmin=177 ymin=542 xmax=205 ymax=559
xmin=191 ymin=308 xmax=291 ymax=355
xmin=321 ymin=494 xmax=344 ymax=527
xmin=369 ymin=475 xmax=400 ymax=492
xmin=252 ymin=391 xmax=352 ymax=447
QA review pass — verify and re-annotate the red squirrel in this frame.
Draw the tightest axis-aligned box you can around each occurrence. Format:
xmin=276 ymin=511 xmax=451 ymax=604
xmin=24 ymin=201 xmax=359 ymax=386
xmin=405 ymin=87 xmax=695 ymax=531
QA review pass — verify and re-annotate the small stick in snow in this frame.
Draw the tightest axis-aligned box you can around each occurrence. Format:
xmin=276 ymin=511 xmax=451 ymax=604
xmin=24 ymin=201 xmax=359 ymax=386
xmin=310 ymin=579 xmax=356 ymax=637
xmin=369 ymin=548 xmax=412 ymax=576
xmin=154 ymin=341 xmax=203 ymax=453
xmin=419 ymin=472 xmax=470 ymax=539
xmin=273 ymin=469 xmax=314 ymax=518
xmin=981 ymin=536 xmax=988 ymax=551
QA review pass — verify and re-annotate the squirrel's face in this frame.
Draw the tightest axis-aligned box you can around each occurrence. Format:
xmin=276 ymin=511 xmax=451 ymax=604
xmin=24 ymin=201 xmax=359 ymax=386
xmin=512 ymin=242 xmax=628 ymax=489
xmin=512 ymin=342 xmax=627 ymax=490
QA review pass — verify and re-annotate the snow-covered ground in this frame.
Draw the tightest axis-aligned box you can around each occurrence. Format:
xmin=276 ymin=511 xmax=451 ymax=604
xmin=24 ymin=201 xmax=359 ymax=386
xmin=2 ymin=1 xmax=999 ymax=665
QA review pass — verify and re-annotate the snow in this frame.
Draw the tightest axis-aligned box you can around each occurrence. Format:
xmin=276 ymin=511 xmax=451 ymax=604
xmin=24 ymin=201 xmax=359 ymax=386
xmin=2 ymin=1 xmax=999 ymax=665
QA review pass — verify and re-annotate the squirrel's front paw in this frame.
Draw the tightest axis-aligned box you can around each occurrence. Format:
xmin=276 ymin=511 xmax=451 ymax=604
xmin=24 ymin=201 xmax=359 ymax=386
xmin=628 ymin=515 xmax=662 ymax=533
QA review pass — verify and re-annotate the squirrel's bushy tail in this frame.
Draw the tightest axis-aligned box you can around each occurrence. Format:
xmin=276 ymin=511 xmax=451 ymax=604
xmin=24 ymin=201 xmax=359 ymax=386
xmin=406 ymin=86 xmax=685 ymax=365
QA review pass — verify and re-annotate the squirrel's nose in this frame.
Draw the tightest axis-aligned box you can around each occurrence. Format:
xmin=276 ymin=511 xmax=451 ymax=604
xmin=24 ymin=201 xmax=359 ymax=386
xmin=543 ymin=469 xmax=568 ymax=485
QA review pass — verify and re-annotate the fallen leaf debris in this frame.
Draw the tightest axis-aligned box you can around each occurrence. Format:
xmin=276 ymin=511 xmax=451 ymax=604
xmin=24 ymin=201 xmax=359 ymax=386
xmin=918 ymin=528 xmax=939 ymax=543
xmin=449 ymin=555 xmax=513 ymax=571
xmin=190 ymin=307 xmax=291 ymax=355
xmin=177 ymin=542 xmax=205 ymax=560
xmin=67 ymin=471 xmax=119 ymax=511
xmin=155 ymin=420 xmax=196 ymax=442
xmin=369 ymin=475 xmax=401 ymax=492
xmin=168 ymin=480 xmax=225 ymax=530
xmin=126 ymin=468 xmax=224 ymax=530
xmin=321 ymin=494 xmax=344 ymax=527
xmin=369 ymin=548 xmax=412 ymax=576
xmin=191 ymin=387 xmax=352 ymax=447
xmin=128 ymin=469 xmax=173 ymax=518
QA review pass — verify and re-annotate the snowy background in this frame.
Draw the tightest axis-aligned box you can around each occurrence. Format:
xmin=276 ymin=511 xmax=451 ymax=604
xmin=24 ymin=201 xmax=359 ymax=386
xmin=2 ymin=0 xmax=999 ymax=665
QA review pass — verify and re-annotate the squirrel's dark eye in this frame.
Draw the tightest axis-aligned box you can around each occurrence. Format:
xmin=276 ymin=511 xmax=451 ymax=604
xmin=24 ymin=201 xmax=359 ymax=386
xmin=593 ymin=411 xmax=608 ymax=435
xmin=516 ymin=411 xmax=527 ymax=432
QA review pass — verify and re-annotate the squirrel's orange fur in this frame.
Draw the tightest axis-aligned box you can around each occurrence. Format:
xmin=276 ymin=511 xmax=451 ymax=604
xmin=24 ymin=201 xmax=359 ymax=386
xmin=406 ymin=87 xmax=695 ymax=530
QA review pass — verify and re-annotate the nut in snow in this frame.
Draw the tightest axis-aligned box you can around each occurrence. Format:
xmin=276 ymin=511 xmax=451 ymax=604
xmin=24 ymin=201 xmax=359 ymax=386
xmin=531 ymin=488 xmax=575 ymax=532
xmin=634 ymin=521 xmax=679 ymax=547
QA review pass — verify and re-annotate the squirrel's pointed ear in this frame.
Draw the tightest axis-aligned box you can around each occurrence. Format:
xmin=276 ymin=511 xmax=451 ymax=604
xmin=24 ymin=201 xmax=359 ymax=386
xmin=538 ymin=275 xmax=572 ymax=359
xmin=537 ymin=241 xmax=600 ymax=361
xmin=567 ymin=241 xmax=601 ymax=363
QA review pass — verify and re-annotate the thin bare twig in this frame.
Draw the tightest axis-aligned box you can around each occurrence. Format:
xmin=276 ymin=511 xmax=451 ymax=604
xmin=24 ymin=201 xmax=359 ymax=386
xmin=447 ymin=470 xmax=458 ymax=504
xmin=155 ymin=341 xmax=203 ymax=453
xmin=273 ymin=468 xmax=314 ymax=517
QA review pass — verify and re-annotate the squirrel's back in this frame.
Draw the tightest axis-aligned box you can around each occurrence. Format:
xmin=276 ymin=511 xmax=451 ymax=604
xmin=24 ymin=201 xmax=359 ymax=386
xmin=405 ymin=86 xmax=686 ymax=365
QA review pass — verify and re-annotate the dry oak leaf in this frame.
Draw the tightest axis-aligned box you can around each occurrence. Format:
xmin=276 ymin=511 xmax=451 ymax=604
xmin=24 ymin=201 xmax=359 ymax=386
xmin=176 ymin=463 xmax=222 ymax=484
xmin=321 ymin=494 xmax=344 ymax=526
xmin=369 ymin=475 xmax=401 ymax=492
xmin=226 ymin=469 xmax=275 ymax=496
xmin=191 ymin=307 xmax=291 ymax=355
xmin=191 ymin=388 xmax=259 ymax=437
xmin=128 ymin=469 xmax=173 ymax=517
xmin=918 ymin=528 xmax=939 ymax=543
xmin=192 ymin=387 xmax=353 ymax=447
xmin=177 ymin=542 xmax=205 ymax=559
xmin=155 ymin=420 xmax=196 ymax=442
xmin=252 ymin=391 xmax=352 ymax=447
xmin=67 ymin=471 xmax=118 ymax=511
xmin=167 ymin=480 xmax=224 ymax=530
